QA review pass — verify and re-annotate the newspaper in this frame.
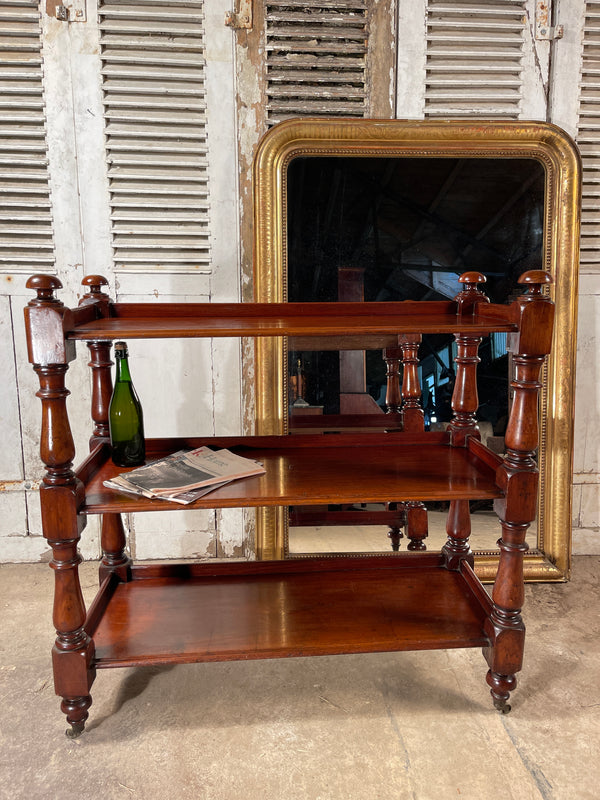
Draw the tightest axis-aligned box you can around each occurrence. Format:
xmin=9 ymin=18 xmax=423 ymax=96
xmin=103 ymin=447 xmax=265 ymax=505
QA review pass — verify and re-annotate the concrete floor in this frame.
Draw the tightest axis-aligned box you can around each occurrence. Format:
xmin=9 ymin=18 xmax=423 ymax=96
xmin=0 ymin=557 xmax=599 ymax=800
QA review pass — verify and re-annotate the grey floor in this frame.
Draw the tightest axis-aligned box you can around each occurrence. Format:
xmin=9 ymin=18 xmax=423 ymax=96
xmin=0 ymin=556 xmax=599 ymax=800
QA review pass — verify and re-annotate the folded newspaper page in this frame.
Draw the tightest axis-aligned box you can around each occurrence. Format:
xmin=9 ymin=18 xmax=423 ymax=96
xmin=103 ymin=447 xmax=265 ymax=504
xmin=102 ymin=474 xmax=233 ymax=505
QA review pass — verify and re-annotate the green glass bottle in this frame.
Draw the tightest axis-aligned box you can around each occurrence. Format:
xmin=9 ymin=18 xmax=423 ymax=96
xmin=109 ymin=341 xmax=145 ymax=467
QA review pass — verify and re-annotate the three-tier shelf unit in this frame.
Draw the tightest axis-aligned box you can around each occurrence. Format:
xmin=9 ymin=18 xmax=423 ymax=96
xmin=24 ymin=268 xmax=554 ymax=737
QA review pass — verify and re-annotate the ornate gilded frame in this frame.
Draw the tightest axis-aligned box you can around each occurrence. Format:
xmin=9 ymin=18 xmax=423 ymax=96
xmin=252 ymin=118 xmax=581 ymax=581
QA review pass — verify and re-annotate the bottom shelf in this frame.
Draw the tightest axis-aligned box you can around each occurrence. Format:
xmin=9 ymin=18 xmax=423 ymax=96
xmin=86 ymin=555 xmax=493 ymax=669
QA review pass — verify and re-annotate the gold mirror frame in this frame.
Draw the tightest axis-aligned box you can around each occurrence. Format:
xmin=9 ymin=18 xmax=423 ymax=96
xmin=252 ymin=118 xmax=581 ymax=581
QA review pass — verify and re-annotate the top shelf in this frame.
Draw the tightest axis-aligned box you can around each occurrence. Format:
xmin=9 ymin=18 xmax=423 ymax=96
xmin=67 ymin=301 xmax=517 ymax=340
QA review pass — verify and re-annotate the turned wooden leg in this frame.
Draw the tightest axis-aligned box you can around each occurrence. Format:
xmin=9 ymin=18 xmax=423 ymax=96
xmin=486 ymin=671 xmax=516 ymax=714
xmin=62 ymin=696 xmax=93 ymax=738
xmin=99 ymin=513 xmax=131 ymax=583
xmin=405 ymin=501 xmax=428 ymax=551
xmin=48 ymin=529 xmax=96 ymax=737
xmin=388 ymin=526 xmax=403 ymax=551
xmin=484 ymin=519 xmax=529 ymax=714
xmin=483 ymin=309 xmax=552 ymax=713
xmin=442 ymin=499 xmax=473 ymax=569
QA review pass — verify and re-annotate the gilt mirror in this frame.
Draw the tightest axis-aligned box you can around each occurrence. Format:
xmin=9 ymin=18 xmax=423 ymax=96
xmin=252 ymin=119 xmax=580 ymax=581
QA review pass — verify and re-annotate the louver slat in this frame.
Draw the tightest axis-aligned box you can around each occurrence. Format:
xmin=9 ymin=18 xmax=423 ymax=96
xmin=578 ymin=2 xmax=600 ymax=265
xmin=424 ymin=0 xmax=526 ymax=119
xmin=99 ymin=0 xmax=210 ymax=272
xmin=0 ymin=0 xmax=54 ymax=271
xmin=265 ymin=1 xmax=368 ymax=125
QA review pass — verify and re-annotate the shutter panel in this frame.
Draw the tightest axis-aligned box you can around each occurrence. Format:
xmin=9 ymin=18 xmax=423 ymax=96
xmin=424 ymin=0 xmax=526 ymax=118
xmin=578 ymin=1 xmax=600 ymax=267
xmin=99 ymin=0 xmax=210 ymax=272
xmin=265 ymin=1 xmax=369 ymax=125
xmin=0 ymin=0 xmax=54 ymax=272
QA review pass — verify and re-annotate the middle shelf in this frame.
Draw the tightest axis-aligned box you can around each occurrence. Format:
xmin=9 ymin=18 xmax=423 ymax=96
xmin=79 ymin=432 xmax=503 ymax=515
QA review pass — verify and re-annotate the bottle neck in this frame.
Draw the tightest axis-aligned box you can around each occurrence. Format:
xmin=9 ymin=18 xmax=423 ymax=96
xmin=115 ymin=354 xmax=132 ymax=383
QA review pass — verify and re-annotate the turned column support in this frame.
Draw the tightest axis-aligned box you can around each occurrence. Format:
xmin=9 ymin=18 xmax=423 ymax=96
xmin=447 ymin=333 xmax=482 ymax=446
xmin=442 ymin=499 xmax=473 ymax=570
xmin=484 ymin=270 xmax=554 ymax=713
xmin=384 ymin=335 xmax=424 ymax=429
xmin=405 ymin=501 xmax=428 ymax=551
xmin=399 ymin=334 xmax=427 ymax=548
xmin=383 ymin=335 xmax=427 ymax=550
xmin=33 ymin=363 xmax=76 ymax=485
xmin=99 ymin=514 xmax=131 ymax=583
xmin=447 ymin=273 xmax=490 ymax=446
xmin=80 ymin=276 xmax=114 ymax=448
xmin=86 ymin=341 xmax=113 ymax=446
xmin=401 ymin=334 xmax=425 ymax=431
xmin=382 ymin=348 xmax=402 ymax=414
xmin=24 ymin=275 xmax=95 ymax=737
xmin=387 ymin=501 xmax=405 ymax=552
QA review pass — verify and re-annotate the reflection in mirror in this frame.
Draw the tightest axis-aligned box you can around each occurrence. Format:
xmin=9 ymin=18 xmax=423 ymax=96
xmin=285 ymin=156 xmax=546 ymax=556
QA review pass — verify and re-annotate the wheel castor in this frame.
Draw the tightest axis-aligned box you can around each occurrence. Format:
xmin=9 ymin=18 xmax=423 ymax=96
xmin=493 ymin=697 xmax=512 ymax=714
xmin=61 ymin=695 xmax=91 ymax=739
xmin=487 ymin=670 xmax=515 ymax=715
xmin=66 ymin=722 xmax=85 ymax=739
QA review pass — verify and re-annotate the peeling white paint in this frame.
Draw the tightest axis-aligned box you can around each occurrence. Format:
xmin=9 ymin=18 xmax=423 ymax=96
xmin=522 ymin=0 xmax=551 ymax=119
xmin=396 ymin=0 xmax=427 ymax=118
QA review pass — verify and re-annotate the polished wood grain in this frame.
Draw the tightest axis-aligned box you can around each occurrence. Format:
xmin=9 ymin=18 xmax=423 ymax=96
xmin=80 ymin=434 xmax=502 ymax=514
xmin=66 ymin=301 xmax=517 ymax=340
xmin=289 ymin=412 xmax=403 ymax=431
xmin=85 ymin=341 xmax=113 ymax=446
xmin=288 ymin=506 xmax=405 ymax=528
xmin=87 ymin=556 xmax=490 ymax=668
xmin=398 ymin=334 xmax=425 ymax=431
xmin=448 ymin=334 xmax=483 ymax=446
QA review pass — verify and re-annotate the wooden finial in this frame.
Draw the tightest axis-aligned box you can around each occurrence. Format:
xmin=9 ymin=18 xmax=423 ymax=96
xmin=26 ymin=274 xmax=63 ymax=306
xmin=455 ymin=271 xmax=490 ymax=316
xmin=81 ymin=275 xmax=110 ymax=304
xmin=517 ymin=270 xmax=553 ymax=297
xmin=459 ymin=271 xmax=487 ymax=290
xmin=81 ymin=274 xmax=109 ymax=294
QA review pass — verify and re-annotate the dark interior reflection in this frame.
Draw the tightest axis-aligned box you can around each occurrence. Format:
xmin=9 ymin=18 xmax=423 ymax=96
xmin=286 ymin=156 xmax=545 ymax=552
xmin=287 ymin=156 xmax=544 ymax=424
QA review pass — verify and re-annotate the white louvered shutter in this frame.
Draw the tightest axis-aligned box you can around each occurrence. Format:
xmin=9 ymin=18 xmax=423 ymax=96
xmin=577 ymin=1 xmax=600 ymax=269
xmin=98 ymin=0 xmax=210 ymax=272
xmin=265 ymin=1 xmax=369 ymax=125
xmin=0 ymin=0 xmax=54 ymax=272
xmin=424 ymin=0 xmax=527 ymax=118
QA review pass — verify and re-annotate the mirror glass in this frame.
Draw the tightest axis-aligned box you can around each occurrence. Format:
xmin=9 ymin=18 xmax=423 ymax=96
xmin=285 ymin=156 xmax=546 ymax=556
